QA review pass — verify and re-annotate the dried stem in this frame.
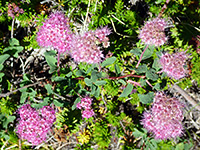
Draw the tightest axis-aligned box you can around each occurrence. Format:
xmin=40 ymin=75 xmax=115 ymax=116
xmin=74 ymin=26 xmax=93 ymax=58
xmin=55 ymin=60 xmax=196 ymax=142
xmin=172 ymin=84 xmax=200 ymax=111
xmin=11 ymin=19 xmax=15 ymax=38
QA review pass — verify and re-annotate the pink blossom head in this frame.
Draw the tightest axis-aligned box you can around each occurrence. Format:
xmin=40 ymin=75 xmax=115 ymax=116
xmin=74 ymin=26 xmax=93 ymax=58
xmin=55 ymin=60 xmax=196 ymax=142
xmin=37 ymin=11 xmax=72 ymax=54
xmin=159 ymin=51 xmax=188 ymax=80
xmin=16 ymin=104 xmax=56 ymax=145
xmin=76 ymin=96 xmax=95 ymax=119
xmin=139 ymin=18 xmax=168 ymax=46
xmin=82 ymin=109 xmax=95 ymax=119
xmin=8 ymin=3 xmax=24 ymax=19
xmin=141 ymin=92 xmax=184 ymax=140
xmin=70 ymin=26 xmax=111 ymax=64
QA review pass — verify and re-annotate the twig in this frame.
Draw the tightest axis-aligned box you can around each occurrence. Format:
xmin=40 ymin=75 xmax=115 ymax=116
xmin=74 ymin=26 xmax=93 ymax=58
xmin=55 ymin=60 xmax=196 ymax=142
xmin=56 ymin=142 xmax=77 ymax=150
xmin=110 ymin=18 xmax=133 ymax=38
xmin=172 ymin=84 xmax=200 ymax=111
xmin=11 ymin=19 xmax=15 ymax=38
xmin=83 ymin=0 xmax=91 ymax=31
xmin=111 ymin=14 xmax=126 ymax=25
xmin=136 ymin=45 xmax=149 ymax=68
xmin=158 ymin=0 xmax=170 ymax=18
xmin=0 ymin=82 xmax=41 ymax=98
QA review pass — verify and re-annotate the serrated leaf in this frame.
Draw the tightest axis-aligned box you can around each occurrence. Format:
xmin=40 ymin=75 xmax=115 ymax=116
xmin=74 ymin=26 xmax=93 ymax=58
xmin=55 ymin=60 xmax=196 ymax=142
xmin=138 ymin=92 xmax=154 ymax=104
xmin=45 ymin=84 xmax=53 ymax=94
xmin=146 ymin=69 xmax=158 ymax=81
xmin=152 ymin=58 xmax=161 ymax=71
xmin=94 ymin=86 xmax=100 ymax=97
xmin=91 ymin=70 xmax=98 ymax=82
xmin=76 ymin=69 xmax=85 ymax=76
xmin=84 ymin=78 xmax=93 ymax=86
xmin=3 ymin=115 xmax=16 ymax=129
xmin=136 ymin=65 xmax=147 ymax=74
xmin=0 ymin=54 xmax=10 ymax=64
xmin=141 ymin=45 xmax=155 ymax=60
xmin=44 ymin=50 xmax=57 ymax=74
xmin=53 ymin=99 xmax=64 ymax=107
xmin=91 ymin=84 xmax=97 ymax=95
xmin=154 ymin=83 xmax=160 ymax=90
xmin=130 ymin=48 xmax=142 ymax=56
xmin=120 ymin=83 xmax=133 ymax=97
xmin=9 ymin=38 xmax=19 ymax=46
xmin=101 ymin=57 xmax=116 ymax=67
xmin=94 ymin=80 xmax=107 ymax=86
xmin=72 ymin=97 xmax=81 ymax=110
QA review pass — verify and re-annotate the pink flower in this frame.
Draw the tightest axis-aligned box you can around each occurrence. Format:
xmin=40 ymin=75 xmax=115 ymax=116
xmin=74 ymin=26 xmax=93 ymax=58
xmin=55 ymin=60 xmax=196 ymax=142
xmin=159 ymin=51 xmax=188 ymax=80
xmin=139 ymin=18 xmax=168 ymax=46
xmin=82 ymin=109 xmax=95 ymax=119
xmin=70 ymin=27 xmax=111 ymax=64
xmin=76 ymin=97 xmax=95 ymax=119
xmin=16 ymin=104 xmax=56 ymax=145
xmin=7 ymin=3 xmax=24 ymax=19
xmin=141 ymin=92 xmax=184 ymax=140
xmin=37 ymin=12 xmax=72 ymax=54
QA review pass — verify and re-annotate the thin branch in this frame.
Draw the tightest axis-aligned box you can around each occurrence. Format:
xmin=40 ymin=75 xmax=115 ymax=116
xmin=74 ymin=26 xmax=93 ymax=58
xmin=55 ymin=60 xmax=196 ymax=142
xmin=0 ymin=82 xmax=41 ymax=98
xmin=83 ymin=0 xmax=91 ymax=31
xmin=110 ymin=18 xmax=133 ymax=38
xmin=136 ymin=45 xmax=149 ymax=68
xmin=11 ymin=19 xmax=15 ymax=38
xmin=172 ymin=84 xmax=200 ymax=111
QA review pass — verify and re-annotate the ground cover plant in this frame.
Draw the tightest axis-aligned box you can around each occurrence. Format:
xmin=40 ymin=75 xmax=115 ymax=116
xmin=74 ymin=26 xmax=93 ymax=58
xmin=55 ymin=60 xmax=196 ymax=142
xmin=0 ymin=0 xmax=200 ymax=149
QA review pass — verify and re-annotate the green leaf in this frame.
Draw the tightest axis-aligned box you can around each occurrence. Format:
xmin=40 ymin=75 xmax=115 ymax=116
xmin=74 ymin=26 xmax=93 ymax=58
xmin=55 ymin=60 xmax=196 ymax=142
xmin=94 ymin=86 xmax=100 ymax=97
xmin=53 ymin=99 xmax=64 ymax=107
xmin=0 ymin=73 xmax=4 ymax=82
xmin=20 ymin=92 xmax=28 ymax=103
xmin=132 ymin=128 xmax=146 ymax=138
xmin=175 ymin=143 xmax=184 ymax=150
xmin=138 ymin=92 xmax=154 ymax=104
xmin=45 ymin=84 xmax=53 ymax=95
xmin=3 ymin=115 xmax=16 ymax=129
xmin=131 ymin=46 xmax=155 ymax=61
xmin=152 ymin=58 xmax=161 ymax=71
xmin=52 ymin=76 xmax=67 ymax=82
xmin=91 ymin=70 xmax=98 ymax=82
xmin=84 ymin=78 xmax=93 ymax=86
xmin=91 ymin=84 xmax=97 ymax=95
xmin=136 ymin=65 xmax=147 ymax=74
xmin=9 ymin=38 xmax=19 ymax=46
xmin=154 ymin=83 xmax=160 ymax=90
xmin=146 ymin=68 xmax=159 ymax=81
xmin=141 ymin=45 xmax=155 ymax=60
xmin=72 ymin=97 xmax=81 ymax=110
xmin=44 ymin=50 xmax=57 ymax=74
xmin=0 ymin=64 xmax=3 ymax=71
xmin=76 ymin=69 xmax=85 ymax=76
xmin=94 ymin=80 xmax=107 ymax=86
xmin=115 ymin=64 xmax=121 ymax=75
xmin=119 ymin=83 xmax=133 ymax=97
xmin=0 ymin=54 xmax=10 ymax=64
xmin=101 ymin=57 xmax=117 ymax=67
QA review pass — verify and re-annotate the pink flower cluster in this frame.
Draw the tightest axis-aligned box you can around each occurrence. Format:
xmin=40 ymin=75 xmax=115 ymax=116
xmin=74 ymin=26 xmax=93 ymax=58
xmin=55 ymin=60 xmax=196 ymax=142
xmin=8 ymin=3 xmax=24 ymax=19
xmin=139 ymin=18 xmax=168 ymax=47
xmin=76 ymin=97 xmax=95 ymax=119
xmin=141 ymin=92 xmax=184 ymax=140
xmin=70 ymin=26 xmax=111 ymax=64
xmin=16 ymin=104 xmax=56 ymax=145
xmin=37 ymin=12 xmax=72 ymax=54
xmin=159 ymin=51 xmax=188 ymax=80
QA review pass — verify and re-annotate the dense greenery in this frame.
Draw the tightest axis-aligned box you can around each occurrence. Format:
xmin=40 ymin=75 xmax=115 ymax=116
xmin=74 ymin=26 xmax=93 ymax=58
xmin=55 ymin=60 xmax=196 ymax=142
xmin=0 ymin=0 xmax=199 ymax=149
